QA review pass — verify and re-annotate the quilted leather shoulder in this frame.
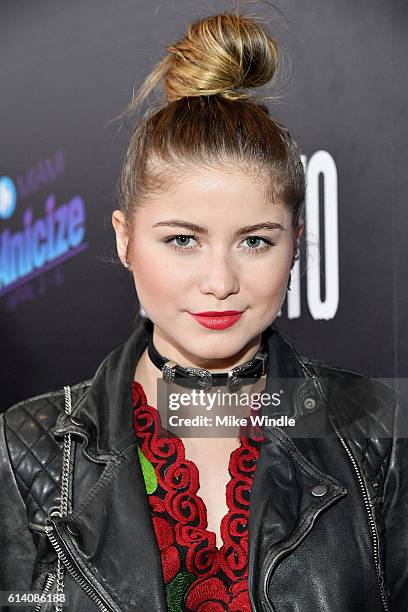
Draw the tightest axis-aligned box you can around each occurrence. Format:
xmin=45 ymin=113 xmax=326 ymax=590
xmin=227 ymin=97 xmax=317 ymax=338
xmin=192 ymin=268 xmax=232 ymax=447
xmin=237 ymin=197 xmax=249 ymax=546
xmin=3 ymin=380 xmax=91 ymax=528
xmin=301 ymin=356 xmax=395 ymax=488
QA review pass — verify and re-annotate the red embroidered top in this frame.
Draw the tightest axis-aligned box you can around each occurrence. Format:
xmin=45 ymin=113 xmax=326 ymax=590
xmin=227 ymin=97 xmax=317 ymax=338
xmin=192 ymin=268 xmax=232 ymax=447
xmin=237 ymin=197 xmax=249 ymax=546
xmin=132 ymin=380 xmax=264 ymax=612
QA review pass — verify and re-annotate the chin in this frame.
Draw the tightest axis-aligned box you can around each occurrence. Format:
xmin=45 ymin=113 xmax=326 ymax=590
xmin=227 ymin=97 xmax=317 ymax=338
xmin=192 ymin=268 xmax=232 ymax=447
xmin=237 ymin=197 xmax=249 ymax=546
xmin=182 ymin=333 xmax=253 ymax=359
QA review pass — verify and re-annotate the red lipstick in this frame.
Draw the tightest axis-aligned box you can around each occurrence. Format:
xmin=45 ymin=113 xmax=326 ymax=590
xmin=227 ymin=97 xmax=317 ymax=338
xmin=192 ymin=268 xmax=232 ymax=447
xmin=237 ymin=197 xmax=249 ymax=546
xmin=188 ymin=310 xmax=244 ymax=330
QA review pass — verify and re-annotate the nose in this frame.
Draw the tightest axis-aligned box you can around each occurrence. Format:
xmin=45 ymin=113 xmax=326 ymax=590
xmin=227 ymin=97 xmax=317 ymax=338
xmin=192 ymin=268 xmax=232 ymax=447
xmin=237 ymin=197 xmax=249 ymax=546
xmin=199 ymin=249 xmax=240 ymax=299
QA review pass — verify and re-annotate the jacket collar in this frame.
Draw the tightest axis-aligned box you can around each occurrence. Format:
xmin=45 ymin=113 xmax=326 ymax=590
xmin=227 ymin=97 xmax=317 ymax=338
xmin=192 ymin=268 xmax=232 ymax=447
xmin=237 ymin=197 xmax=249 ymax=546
xmin=55 ymin=320 xmax=326 ymax=461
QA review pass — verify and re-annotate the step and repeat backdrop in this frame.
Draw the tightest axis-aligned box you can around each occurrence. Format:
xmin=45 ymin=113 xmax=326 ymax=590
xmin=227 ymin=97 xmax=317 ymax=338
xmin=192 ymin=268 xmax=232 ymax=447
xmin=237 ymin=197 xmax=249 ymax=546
xmin=1 ymin=0 xmax=407 ymax=409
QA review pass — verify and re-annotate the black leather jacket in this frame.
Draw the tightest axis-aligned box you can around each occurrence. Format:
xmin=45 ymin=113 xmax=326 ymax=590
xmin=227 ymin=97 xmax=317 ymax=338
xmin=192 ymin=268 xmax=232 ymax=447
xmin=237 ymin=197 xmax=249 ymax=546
xmin=0 ymin=323 xmax=407 ymax=612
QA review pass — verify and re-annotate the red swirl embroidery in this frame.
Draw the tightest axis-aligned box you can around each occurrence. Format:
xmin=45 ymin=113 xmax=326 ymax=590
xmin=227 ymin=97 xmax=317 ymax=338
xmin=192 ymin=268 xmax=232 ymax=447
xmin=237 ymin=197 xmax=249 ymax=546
xmin=132 ymin=380 xmax=264 ymax=611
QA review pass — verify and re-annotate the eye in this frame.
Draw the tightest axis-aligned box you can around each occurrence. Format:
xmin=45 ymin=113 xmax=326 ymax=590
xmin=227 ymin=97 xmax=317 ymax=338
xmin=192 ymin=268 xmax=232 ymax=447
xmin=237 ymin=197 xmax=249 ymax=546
xmin=162 ymin=234 xmax=276 ymax=254
xmin=241 ymin=236 xmax=275 ymax=253
xmin=163 ymin=234 xmax=199 ymax=251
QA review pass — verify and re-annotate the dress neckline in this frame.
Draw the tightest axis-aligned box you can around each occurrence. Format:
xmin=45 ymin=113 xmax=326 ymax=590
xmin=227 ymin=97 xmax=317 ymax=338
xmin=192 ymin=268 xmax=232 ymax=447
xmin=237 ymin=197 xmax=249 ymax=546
xmin=132 ymin=379 xmax=264 ymax=556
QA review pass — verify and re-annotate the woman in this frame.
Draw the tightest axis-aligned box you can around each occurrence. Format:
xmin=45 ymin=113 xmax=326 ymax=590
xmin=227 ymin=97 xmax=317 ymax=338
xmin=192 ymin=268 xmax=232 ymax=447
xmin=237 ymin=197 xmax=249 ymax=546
xmin=0 ymin=11 xmax=406 ymax=612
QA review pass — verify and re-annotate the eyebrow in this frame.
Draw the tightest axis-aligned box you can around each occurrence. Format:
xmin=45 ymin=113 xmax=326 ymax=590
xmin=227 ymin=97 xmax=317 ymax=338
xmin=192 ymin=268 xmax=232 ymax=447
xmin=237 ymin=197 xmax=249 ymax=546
xmin=152 ymin=219 xmax=285 ymax=236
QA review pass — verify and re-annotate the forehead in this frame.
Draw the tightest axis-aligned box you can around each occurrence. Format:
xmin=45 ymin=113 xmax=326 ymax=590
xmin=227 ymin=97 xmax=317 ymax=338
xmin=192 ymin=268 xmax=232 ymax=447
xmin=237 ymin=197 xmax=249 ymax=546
xmin=136 ymin=167 xmax=290 ymax=225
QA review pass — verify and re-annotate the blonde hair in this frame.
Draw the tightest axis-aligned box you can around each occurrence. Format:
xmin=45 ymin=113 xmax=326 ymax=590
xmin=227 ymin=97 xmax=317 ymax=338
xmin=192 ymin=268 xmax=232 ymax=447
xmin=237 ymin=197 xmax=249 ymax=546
xmin=116 ymin=11 xmax=305 ymax=250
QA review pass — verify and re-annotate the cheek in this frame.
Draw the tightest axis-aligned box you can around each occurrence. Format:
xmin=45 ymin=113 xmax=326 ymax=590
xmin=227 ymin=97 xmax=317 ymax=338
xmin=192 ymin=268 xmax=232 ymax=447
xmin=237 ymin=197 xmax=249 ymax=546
xmin=131 ymin=244 xmax=192 ymax=303
xmin=242 ymin=252 xmax=291 ymax=302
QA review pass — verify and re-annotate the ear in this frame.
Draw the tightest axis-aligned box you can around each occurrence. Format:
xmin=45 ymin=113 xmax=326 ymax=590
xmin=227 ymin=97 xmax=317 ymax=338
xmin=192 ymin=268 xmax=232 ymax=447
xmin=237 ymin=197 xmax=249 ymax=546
xmin=112 ymin=210 xmax=130 ymax=267
xmin=295 ymin=223 xmax=304 ymax=240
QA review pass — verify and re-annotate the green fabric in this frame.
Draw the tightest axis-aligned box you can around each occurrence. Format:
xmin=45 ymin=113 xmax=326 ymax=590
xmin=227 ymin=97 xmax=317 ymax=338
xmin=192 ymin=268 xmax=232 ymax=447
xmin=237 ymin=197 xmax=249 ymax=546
xmin=137 ymin=447 xmax=157 ymax=494
xmin=166 ymin=571 xmax=196 ymax=612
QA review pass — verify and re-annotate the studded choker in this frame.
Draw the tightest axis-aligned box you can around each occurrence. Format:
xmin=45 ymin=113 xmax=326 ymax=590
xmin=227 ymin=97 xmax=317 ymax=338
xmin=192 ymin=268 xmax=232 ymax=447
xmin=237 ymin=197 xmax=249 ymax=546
xmin=147 ymin=334 xmax=268 ymax=392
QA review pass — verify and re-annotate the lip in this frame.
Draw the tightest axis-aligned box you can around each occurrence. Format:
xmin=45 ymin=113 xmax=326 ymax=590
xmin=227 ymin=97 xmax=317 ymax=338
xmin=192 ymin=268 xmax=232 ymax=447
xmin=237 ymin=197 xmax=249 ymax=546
xmin=188 ymin=310 xmax=244 ymax=330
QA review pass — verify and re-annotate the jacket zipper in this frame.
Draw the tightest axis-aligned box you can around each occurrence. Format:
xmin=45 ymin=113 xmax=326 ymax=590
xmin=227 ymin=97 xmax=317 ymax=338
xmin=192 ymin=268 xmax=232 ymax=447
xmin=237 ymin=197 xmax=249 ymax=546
xmin=44 ymin=523 xmax=116 ymax=612
xmin=32 ymin=572 xmax=56 ymax=612
xmin=330 ymin=418 xmax=389 ymax=611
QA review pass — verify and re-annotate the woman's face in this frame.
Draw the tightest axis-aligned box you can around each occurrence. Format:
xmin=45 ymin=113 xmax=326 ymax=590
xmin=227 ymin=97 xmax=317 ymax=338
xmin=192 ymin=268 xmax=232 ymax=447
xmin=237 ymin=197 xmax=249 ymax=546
xmin=112 ymin=166 xmax=302 ymax=368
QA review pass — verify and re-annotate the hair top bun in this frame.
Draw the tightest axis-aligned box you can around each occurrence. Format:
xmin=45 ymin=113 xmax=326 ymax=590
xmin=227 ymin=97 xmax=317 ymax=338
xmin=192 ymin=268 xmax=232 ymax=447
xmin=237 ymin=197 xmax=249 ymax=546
xmin=163 ymin=12 xmax=279 ymax=103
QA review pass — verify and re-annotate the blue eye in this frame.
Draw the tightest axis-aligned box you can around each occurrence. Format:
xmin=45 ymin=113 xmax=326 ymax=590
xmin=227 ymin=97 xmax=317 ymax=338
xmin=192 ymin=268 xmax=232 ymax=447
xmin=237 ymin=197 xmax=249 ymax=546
xmin=163 ymin=234 xmax=275 ymax=253
xmin=164 ymin=235 xmax=198 ymax=251
xmin=244 ymin=237 xmax=263 ymax=249
xmin=242 ymin=237 xmax=276 ymax=252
